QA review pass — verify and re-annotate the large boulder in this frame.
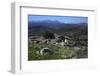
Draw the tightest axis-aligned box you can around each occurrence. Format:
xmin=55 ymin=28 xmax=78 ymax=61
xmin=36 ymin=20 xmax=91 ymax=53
xmin=40 ymin=47 xmax=53 ymax=55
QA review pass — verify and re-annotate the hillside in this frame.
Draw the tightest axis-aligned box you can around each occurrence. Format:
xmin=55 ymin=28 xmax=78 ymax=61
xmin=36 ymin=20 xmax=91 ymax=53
xmin=28 ymin=20 xmax=88 ymax=36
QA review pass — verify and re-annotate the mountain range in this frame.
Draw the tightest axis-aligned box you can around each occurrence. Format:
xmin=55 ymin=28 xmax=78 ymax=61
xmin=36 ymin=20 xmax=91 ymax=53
xmin=28 ymin=20 xmax=88 ymax=36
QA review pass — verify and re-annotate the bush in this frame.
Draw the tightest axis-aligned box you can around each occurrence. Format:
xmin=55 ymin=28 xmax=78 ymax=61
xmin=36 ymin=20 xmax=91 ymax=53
xmin=43 ymin=31 xmax=55 ymax=39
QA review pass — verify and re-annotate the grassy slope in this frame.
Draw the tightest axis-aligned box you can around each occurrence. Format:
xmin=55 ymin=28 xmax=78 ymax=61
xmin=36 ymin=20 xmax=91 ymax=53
xmin=28 ymin=43 xmax=87 ymax=61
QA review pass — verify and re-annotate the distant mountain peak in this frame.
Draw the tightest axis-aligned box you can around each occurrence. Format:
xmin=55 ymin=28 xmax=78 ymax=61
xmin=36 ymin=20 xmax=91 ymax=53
xmin=29 ymin=20 xmax=63 ymax=24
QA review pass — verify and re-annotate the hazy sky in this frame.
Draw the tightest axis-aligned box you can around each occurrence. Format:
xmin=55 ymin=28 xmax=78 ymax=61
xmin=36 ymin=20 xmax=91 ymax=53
xmin=28 ymin=15 xmax=88 ymax=24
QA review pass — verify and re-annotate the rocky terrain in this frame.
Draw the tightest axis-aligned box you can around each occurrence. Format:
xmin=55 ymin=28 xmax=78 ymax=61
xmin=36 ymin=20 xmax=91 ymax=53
xmin=28 ymin=20 xmax=88 ymax=60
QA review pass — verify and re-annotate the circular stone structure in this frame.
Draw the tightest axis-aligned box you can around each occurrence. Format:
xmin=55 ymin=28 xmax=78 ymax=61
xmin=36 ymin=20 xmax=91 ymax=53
xmin=40 ymin=47 xmax=53 ymax=55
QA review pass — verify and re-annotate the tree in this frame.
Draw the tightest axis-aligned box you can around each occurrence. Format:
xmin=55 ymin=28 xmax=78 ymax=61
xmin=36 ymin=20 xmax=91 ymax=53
xmin=43 ymin=31 xmax=55 ymax=39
